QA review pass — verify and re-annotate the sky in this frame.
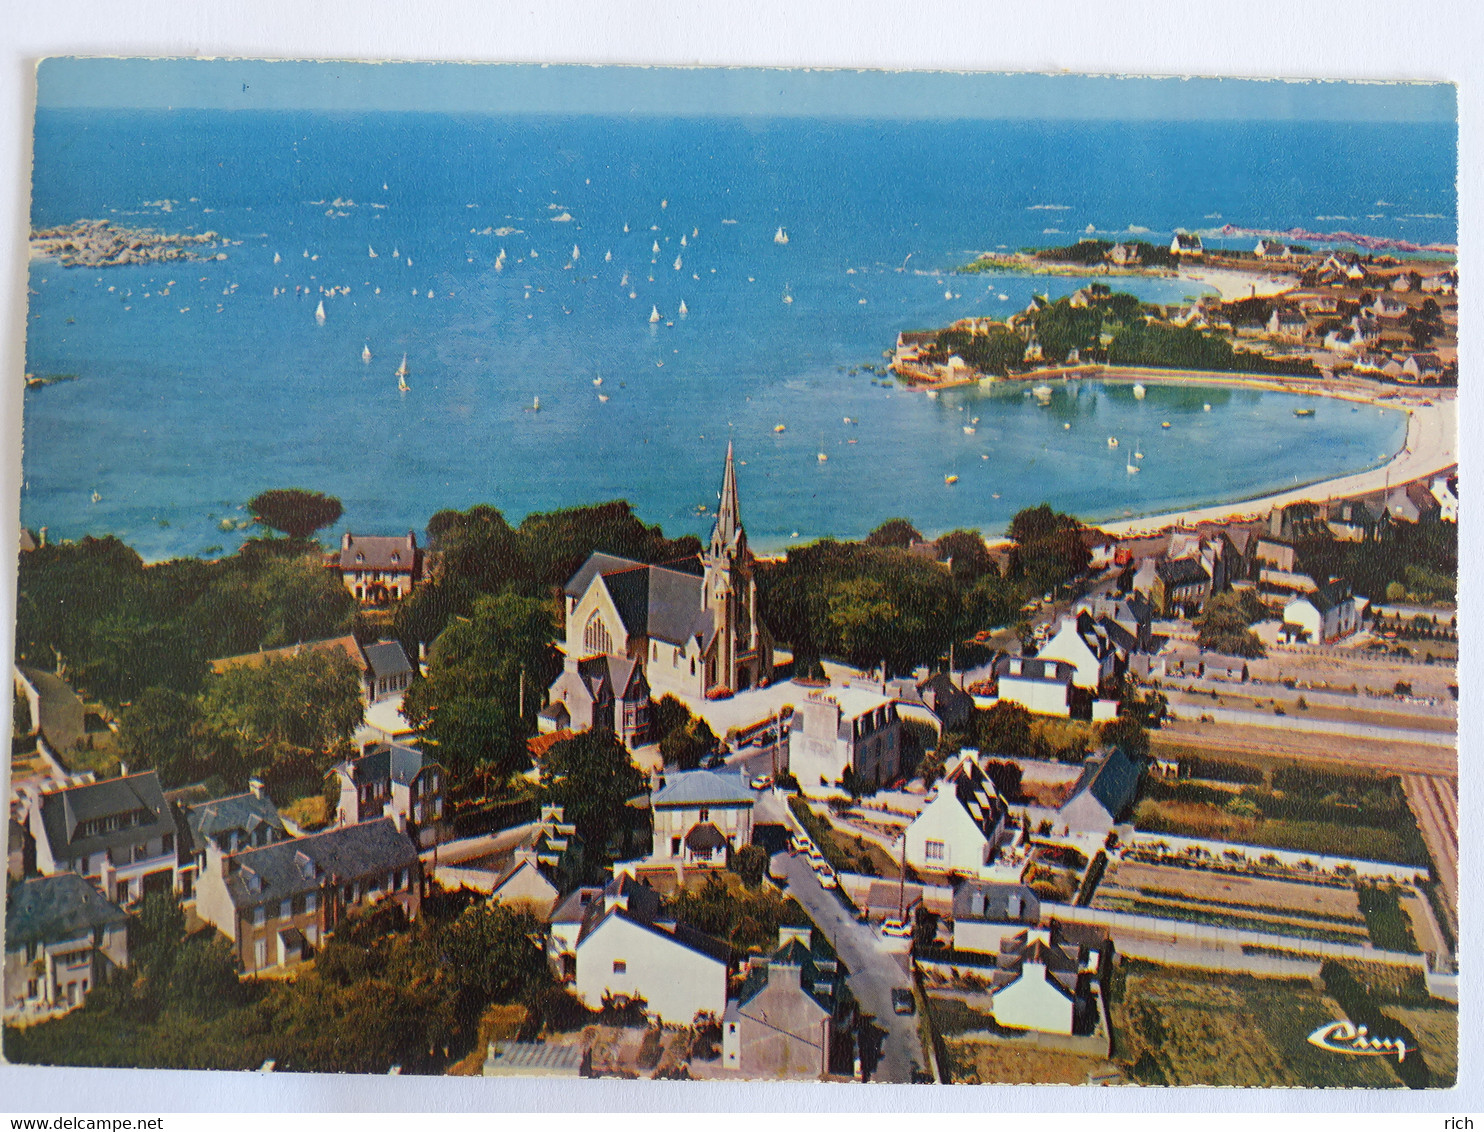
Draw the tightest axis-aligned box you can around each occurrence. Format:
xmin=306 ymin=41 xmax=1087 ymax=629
xmin=35 ymin=57 xmax=1457 ymax=122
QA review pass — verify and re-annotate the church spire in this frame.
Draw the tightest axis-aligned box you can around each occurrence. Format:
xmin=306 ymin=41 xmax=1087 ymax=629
xmin=713 ymin=440 xmax=741 ymax=550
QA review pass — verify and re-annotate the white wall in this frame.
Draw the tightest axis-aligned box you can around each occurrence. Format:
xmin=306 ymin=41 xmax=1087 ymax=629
xmin=574 ymin=912 xmax=728 ymax=1024
xmin=992 ymin=963 xmax=1074 ymax=1035
xmin=904 ymin=787 xmax=989 ymax=874
xmin=996 ymin=676 xmax=1071 ymax=718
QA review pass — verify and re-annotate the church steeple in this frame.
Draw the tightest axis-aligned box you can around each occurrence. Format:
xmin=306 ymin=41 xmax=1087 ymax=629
xmin=711 ymin=440 xmax=742 ymax=556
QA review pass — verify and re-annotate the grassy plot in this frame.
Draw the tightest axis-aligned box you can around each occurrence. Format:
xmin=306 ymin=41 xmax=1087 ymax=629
xmin=1356 ymin=885 xmax=1421 ymax=953
xmin=1112 ymin=961 xmax=1402 ymax=1087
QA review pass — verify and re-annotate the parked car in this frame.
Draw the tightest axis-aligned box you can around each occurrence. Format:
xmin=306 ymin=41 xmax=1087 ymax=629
xmin=891 ymin=988 xmax=916 ymax=1015
xmin=789 ymin=835 xmax=809 ymax=855
xmin=818 ymin=871 xmax=838 ymax=889
xmin=750 ymin=774 xmax=774 ymax=790
xmin=880 ymin=918 xmax=913 ymax=939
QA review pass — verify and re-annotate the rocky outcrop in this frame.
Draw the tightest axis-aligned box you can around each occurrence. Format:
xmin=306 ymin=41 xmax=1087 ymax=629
xmin=30 ymin=219 xmax=227 ymax=267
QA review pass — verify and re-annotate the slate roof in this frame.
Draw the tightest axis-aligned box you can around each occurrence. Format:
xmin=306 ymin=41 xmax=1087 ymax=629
xmin=182 ymin=791 xmax=286 ymax=855
xmin=209 ymin=635 xmax=366 ymax=676
xmin=338 ymin=533 xmax=418 ymax=572
xmin=737 ymin=936 xmax=845 ymax=1016
xmin=222 ymin=817 xmax=417 ymax=910
xmin=5 ymin=873 xmax=128 ymax=948
xmin=953 ymin=881 xmax=1040 ymax=924
xmin=1155 ymin=556 xmax=1210 ymax=588
xmin=651 ymin=769 xmax=755 ymax=808
xmin=346 ymin=743 xmax=437 ymax=788
xmin=37 ymin=772 xmax=174 ymax=862
xmin=943 ymin=756 xmax=1007 ymax=843
xmin=18 ymin=667 xmax=87 ymax=754
xmin=992 ymin=934 xmax=1080 ymax=998
xmin=684 ymin=822 xmax=727 ymax=852
xmin=993 ymin=656 xmax=1075 ymax=684
xmin=1061 ymin=748 xmax=1144 ymax=826
xmin=1301 ymin=580 xmax=1352 ymax=616
xmin=564 ymin=553 xmax=714 ymax=649
xmin=362 ymin=640 xmax=413 ymax=680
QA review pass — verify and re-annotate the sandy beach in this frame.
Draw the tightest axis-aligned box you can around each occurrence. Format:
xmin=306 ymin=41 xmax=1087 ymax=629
xmin=1096 ymin=390 xmax=1455 ymax=538
xmin=1176 ymin=265 xmax=1298 ymax=301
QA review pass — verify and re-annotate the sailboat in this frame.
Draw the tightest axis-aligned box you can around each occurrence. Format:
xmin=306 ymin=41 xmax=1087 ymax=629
xmin=623 ymin=223 xmax=630 ymax=233
xmin=782 ymin=284 xmax=793 ymax=305
xmin=495 ymin=250 xmax=505 ymax=272
xmin=362 ymin=343 xmax=372 ymax=364
xmin=1107 ymin=436 xmax=1119 ymax=448
xmin=620 ymin=271 xmax=629 ymax=286
xmin=1132 ymin=382 xmax=1146 ymax=399
xmin=817 ymin=434 xmax=828 ymax=463
xmin=392 ymin=246 xmax=399 ymax=258
xmin=652 ymin=240 xmax=661 ymax=255
xmin=649 ymin=306 xmax=661 ymax=324
xmin=1203 ymin=403 xmax=1212 ymax=412
xmin=1134 ymin=442 xmax=1144 ymax=459
xmin=774 ymin=227 xmax=789 ymax=245
xmin=678 ymin=300 xmax=689 ymax=317
xmin=272 ymin=252 xmax=281 ymax=264
xmin=572 ymin=245 xmax=580 ymax=261
xmin=315 ymin=300 xmax=326 ymax=325
xmin=597 ymin=393 xmax=609 ymax=402
xmin=532 ymin=396 xmax=541 ymax=411
xmin=368 ymin=245 xmax=377 ymax=258
xmin=1126 ymin=453 xmax=1140 ymax=474
xmin=674 ymin=255 xmax=683 ymax=271
xmin=1032 ymin=383 xmax=1053 ymax=403
xmin=680 ymin=234 xmax=687 ymax=247
xmin=593 ymin=377 xmax=603 ymax=386
xmin=604 ymin=250 xmax=612 ymax=262
xmin=692 ymin=227 xmax=699 ymax=238
xmin=395 ymin=354 xmax=410 ymax=393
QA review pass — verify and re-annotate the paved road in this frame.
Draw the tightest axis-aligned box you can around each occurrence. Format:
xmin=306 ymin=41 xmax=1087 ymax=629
xmin=1165 ymin=699 xmax=1455 ymax=748
xmin=756 ymin=792 xmax=926 ymax=1083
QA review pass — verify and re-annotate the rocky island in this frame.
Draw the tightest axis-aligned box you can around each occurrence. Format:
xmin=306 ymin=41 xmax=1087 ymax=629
xmin=30 ymin=219 xmax=228 ymax=268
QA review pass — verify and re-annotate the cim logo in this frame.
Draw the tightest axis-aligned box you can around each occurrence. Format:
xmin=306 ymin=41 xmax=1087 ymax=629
xmin=1307 ymin=1020 xmax=1415 ymax=1064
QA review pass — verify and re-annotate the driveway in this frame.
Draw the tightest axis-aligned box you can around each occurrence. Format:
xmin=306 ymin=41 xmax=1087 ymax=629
xmin=756 ymin=791 xmax=927 ymax=1083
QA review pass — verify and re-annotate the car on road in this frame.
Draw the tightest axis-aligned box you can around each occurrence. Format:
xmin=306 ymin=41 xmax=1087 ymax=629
xmin=880 ymin=918 xmax=913 ymax=939
xmin=750 ymin=774 xmax=774 ymax=790
xmin=818 ymin=871 xmax=838 ymax=889
xmin=891 ymin=988 xmax=916 ymax=1015
xmin=789 ymin=835 xmax=810 ymax=855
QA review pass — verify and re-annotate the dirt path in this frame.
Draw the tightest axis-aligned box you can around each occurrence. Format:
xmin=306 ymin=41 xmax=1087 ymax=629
xmin=1401 ymin=774 xmax=1458 ymax=946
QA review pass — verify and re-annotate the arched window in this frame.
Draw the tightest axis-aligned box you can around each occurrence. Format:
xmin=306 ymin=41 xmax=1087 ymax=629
xmin=583 ymin=612 xmax=613 ymax=655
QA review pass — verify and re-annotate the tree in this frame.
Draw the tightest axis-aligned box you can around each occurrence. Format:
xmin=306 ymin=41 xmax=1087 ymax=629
xmin=1195 ymin=591 xmax=1267 ymax=658
xmin=540 ymin=728 xmax=647 ymax=866
xmin=651 ymin=694 xmax=693 ymax=745
xmin=660 ymin=715 xmax=717 ymax=771
xmin=864 ymin=519 xmax=921 ymax=549
xmin=974 ymin=702 xmax=1033 ymax=757
xmin=936 ymin=529 xmax=995 ymax=584
xmin=201 ymin=649 xmax=363 ymax=784
xmin=917 ymin=746 xmax=947 ymax=788
xmin=402 ymin=591 xmax=558 ymax=786
xmin=1099 ymin=714 xmax=1150 ymax=760
xmin=246 ymin=489 xmax=344 ymax=540
xmin=116 ymin=686 xmax=222 ymax=788
xmin=731 ymin=843 xmax=769 ymax=888
xmin=438 ymin=902 xmax=550 ymax=1006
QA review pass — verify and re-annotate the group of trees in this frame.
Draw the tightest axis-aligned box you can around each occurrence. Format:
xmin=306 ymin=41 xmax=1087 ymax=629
xmin=758 ymin=506 xmax=1090 ymax=680
xmin=1195 ymin=590 xmax=1268 ymax=658
xmin=1296 ymin=519 xmax=1457 ymax=608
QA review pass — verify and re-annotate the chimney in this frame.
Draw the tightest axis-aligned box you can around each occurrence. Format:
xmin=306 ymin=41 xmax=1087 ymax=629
xmin=118 ymin=760 xmax=129 ymax=778
xmin=38 ymin=526 xmax=47 ymax=548
xmin=248 ymin=777 xmax=266 ymax=800
xmin=342 ymin=532 xmax=352 ymax=551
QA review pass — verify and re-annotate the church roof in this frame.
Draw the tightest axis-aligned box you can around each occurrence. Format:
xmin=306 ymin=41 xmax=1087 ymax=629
xmin=567 ymin=555 xmax=714 ymax=648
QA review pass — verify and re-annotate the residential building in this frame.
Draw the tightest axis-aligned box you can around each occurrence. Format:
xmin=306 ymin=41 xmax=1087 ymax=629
xmin=988 ymin=925 xmax=1108 ymax=1037
xmin=722 ymin=927 xmax=854 ymax=1079
xmin=1057 ymin=747 xmax=1145 ymax=833
xmin=174 ymin=780 xmax=288 ymax=901
xmin=903 ymin=751 xmax=1008 ymax=876
xmin=1150 ymin=556 xmax=1210 ymax=617
xmin=1400 ymin=353 xmax=1445 ymax=384
xmin=990 ymin=656 xmax=1075 ymax=718
xmin=1386 ymin=482 xmax=1442 ymax=525
xmin=540 ymin=654 xmax=654 ymax=748
xmin=1107 ymin=243 xmax=1142 ymax=266
xmin=4 ymin=873 xmax=129 ymax=1020
xmin=567 ymin=872 xmax=732 ymax=1024
xmin=1169 ymin=231 xmax=1203 ymax=257
xmin=327 ymin=531 xmax=423 ymax=604
xmin=1420 ymin=271 xmax=1457 ymax=295
xmin=1036 ymin=612 xmax=1120 ymax=693
xmin=1266 ymin=308 xmax=1309 ymax=342
xmin=650 ymin=769 xmax=756 ymax=865
xmin=543 ymin=445 xmax=774 ymax=742
xmin=913 ymin=672 xmax=975 ymax=733
xmin=787 ymin=687 xmax=901 ymax=797
xmin=1253 ymin=239 xmax=1290 ymax=259
xmin=951 ymin=881 xmax=1042 ymax=955
xmin=1326 ymin=498 xmax=1387 ymax=543
xmin=209 ymin=635 xmax=412 ymax=706
xmin=331 ymin=742 xmax=444 ymax=848
xmin=360 ymin=640 xmax=415 ymax=702
xmin=454 ymin=806 xmax=585 ymax=913
xmin=12 ymin=667 xmax=89 ymax=760
xmin=28 ymin=771 xmax=178 ymax=905
xmin=1282 ymin=582 xmax=1366 ymax=645
xmin=193 ymin=817 xmax=421 ymax=974
xmin=1430 ymin=475 xmax=1458 ymax=522
xmin=1254 ymin=534 xmax=1297 ymax=573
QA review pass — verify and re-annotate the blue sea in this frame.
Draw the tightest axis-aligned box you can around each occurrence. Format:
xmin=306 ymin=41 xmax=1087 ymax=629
xmin=23 ymin=111 xmax=1453 ymax=560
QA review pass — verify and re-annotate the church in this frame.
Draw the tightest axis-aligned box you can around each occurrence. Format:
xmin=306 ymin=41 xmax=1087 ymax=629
xmin=539 ymin=444 xmax=775 ymax=747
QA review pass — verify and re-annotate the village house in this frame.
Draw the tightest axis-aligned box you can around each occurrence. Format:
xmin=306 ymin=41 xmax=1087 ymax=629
xmin=193 ymin=817 xmax=421 ymax=975
xmin=950 ymin=881 xmax=1041 ymax=956
xmin=649 ymin=769 xmax=756 ymax=865
xmin=1266 ymin=307 xmax=1309 ymax=342
xmin=1282 ymin=582 xmax=1366 ymax=645
xmin=1399 ymin=352 xmax=1445 ymax=384
xmin=1326 ymin=498 xmax=1387 ymax=543
xmin=26 ymin=771 xmax=178 ymax=905
xmin=1057 ymin=747 xmax=1145 ymax=834
xmin=722 ymin=926 xmax=854 ymax=1079
xmin=173 ymin=779 xmax=288 ymax=901
xmin=481 ymin=807 xmax=586 ymax=912
xmin=3 ymin=873 xmax=130 ymax=1021
xmin=565 ymin=871 xmax=731 ymax=1024
xmin=1169 ymin=230 xmax=1203 ymax=257
xmin=1368 ymin=294 xmax=1410 ymax=322
xmin=1149 ymin=556 xmax=1211 ymax=618
xmin=544 ymin=446 xmax=774 ymax=744
xmin=1430 ymin=474 xmax=1458 ymax=522
xmin=12 ymin=666 xmax=92 ymax=763
xmin=1253 ymin=239 xmax=1291 ymax=259
xmin=327 ymin=531 xmax=424 ymax=605
xmin=989 ymin=656 xmax=1075 ymax=718
xmin=1420 ymin=271 xmax=1457 ymax=295
xmin=1078 ymin=593 xmax=1155 ymax=653
xmin=330 ymin=742 xmax=444 ymax=848
xmin=1107 ymin=243 xmax=1142 ymax=266
xmin=787 ymin=686 xmax=901 ymax=797
xmin=903 ymin=750 xmax=1009 ymax=877
xmin=1035 ymin=612 xmax=1121 ymax=694
xmin=988 ymin=925 xmax=1110 ymax=1037
xmin=209 ymin=635 xmax=414 ymax=706
xmin=1386 ymin=482 xmax=1442 ymax=525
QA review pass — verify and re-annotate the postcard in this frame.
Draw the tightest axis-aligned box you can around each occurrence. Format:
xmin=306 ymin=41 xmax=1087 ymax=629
xmin=3 ymin=59 xmax=1459 ymax=1091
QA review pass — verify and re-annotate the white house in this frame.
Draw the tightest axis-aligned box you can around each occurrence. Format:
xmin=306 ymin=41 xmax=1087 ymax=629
xmin=1170 ymin=231 xmax=1204 ymax=257
xmin=787 ymin=686 xmax=901 ymax=797
xmin=1282 ymin=581 xmax=1364 ymax=645
xmin=1035 ymin=613 xmax=1118 ymax=693
xmin=903 ymin=751 xmax=1008 ymax=877
xmin=568 ymin=873 xmax=731 ymax=1024
xmin=989 ymin=927 xmax=1105 ymax=1037
xmin=28 ymin=771 xmax=179 ymax=905
xmin=650 ymin=769 xmax=755 ymax=865
xmin=3 ymin=873 xmax=129 ymax=1020
xmin=1058 ymin=747 xmax=1146 ymax=834
xmin=951 ymin=881 xmax=1041 ymax=955
xmin=1430 ymin=476 xmax=1458 ymax=522
xmin=331 ymin=742 xmax=444 ymax=848
xmin=989 ymin=656 xmax=1075 ymax=718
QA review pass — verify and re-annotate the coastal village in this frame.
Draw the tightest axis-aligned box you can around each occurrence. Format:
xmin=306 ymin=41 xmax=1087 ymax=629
xmin=5 ymin=230 xmax=1459 ymax=1087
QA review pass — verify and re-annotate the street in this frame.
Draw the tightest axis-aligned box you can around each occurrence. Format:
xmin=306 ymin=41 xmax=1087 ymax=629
xmin=755 ymin=790 xmax=927 ymax=1083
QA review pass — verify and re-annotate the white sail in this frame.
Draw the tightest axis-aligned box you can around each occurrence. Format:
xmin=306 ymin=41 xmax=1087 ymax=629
xmin=395 ymin=354 xmax=409 ymax=378
xmin=272 ymin=252 xmax=280 ymax=264
xmin=398 ymin=375 xmax=410 ymax=393
xmin=692 ymin=227 xmax=699 ymax=238
xmin=392 ymin=246 xmax=399 ymax=258
xmin=604 ymin=250 xmax=612 ymax=262
xmin=369 ymin=245 xmax=377 ymax=258
xmin=362 ymin=344 xmax=372 ymax=363
xmin=623 ymin=222 xmax=630 ymax=233
xmin=674 ymin=255 xmax=682 ymax=270
xmin=678 ymin=300 xmax=688 ymax=317
xmin=649 ymin=306 xmax=661 ymax=324
xmin=620 ymin=271 xmax=629 ymax=286
xmin=680 ymin=234 xmax=687 ymax=247
xmin=572 ymin=244 xmax=580 ymax=260
xmin=1132 ymin=382 xmax=1146 ymax=399
xmin=652 ymin=240 xmax=661 ymax=254
xmin=774 ymin=227 xmax=789 ymax=245
xmin=315 ymin=300 xmax=326 ymax=324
